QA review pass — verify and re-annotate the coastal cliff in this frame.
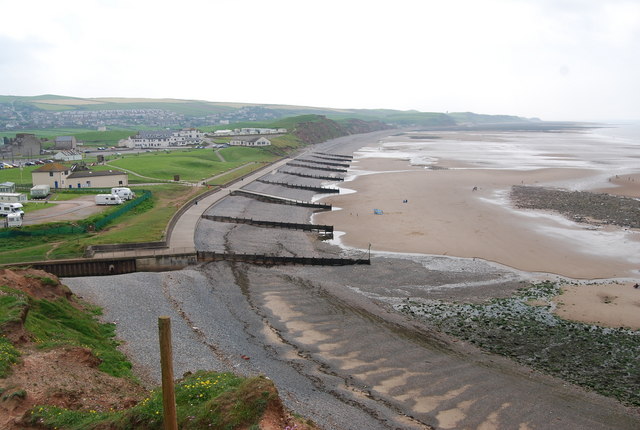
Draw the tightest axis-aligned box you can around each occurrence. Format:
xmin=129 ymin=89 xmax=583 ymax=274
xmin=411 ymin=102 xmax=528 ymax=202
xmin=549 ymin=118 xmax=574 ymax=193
xmin=291 ymin=115 xmax=390 ymax=145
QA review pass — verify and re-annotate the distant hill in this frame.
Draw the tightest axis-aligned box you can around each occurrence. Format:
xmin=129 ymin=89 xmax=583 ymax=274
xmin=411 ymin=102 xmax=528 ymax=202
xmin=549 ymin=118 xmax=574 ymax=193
xmin=0 ymin=94 xmax=532 ymax=131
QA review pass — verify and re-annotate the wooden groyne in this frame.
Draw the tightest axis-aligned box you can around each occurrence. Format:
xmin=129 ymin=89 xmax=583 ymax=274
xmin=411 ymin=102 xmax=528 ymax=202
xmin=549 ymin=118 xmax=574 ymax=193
xmin=256 ymin=178 xmax=339 ymax=193
xmin=31 ymin=258 xmax=137 ymax=277
xmin=313 ymin=152 xmax=353 ymax=160
xmin=278 ymin=170 xmax=345 ymax=181
xmin=286 ymin=162 xmax=348 ymax=173
xmin=296 ymin=159 xmax=351 ymax=168
xmin=230 ymin=189 xmax=332 ymax=210
xmin=201 ymin=214 xmax=333 ymax=235
xmin=7 ymin=252 xmax=198 ymax=277
xmin=197 ymin=251 xmax=369 ymax=266
xmin=312 ymin=154 xmax=354 ymax=163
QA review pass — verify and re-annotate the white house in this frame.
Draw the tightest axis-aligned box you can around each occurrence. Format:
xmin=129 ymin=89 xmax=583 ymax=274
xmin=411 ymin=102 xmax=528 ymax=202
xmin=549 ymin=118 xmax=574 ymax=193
xmin=237 ymin=128 xmax=286 ymax=135
xmin=229 ymin=136 xmax=272 ymax=147
xmin=119 ymin=129 xmax=204 ymax=148
xmin=32 ymin=163 xmax=128 ymax=189
xmin=53 ymin=150 xmax=83 ymax=162
xmin=175 ymin=128 xmax=205 ymax=139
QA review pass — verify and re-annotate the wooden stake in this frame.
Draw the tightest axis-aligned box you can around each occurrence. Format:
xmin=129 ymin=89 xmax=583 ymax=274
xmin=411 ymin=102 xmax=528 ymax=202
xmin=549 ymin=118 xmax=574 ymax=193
xmin=158 ymin=316 xmax=178 ymax=430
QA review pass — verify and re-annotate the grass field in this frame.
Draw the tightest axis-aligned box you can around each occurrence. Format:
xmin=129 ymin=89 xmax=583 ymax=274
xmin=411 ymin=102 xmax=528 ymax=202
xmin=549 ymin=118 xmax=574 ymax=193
xmin=0 ymin=165 xmax=37 ymax=185
xmin=0 ymin=184 xmax=204 ymax=263
xmin=107 ymin=147 xmax=279 ymax=182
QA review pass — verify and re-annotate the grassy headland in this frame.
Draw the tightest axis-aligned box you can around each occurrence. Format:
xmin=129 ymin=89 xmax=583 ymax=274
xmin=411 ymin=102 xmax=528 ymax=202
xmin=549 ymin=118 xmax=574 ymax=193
xmin=0 ymin=269 xmax=315 ymax=430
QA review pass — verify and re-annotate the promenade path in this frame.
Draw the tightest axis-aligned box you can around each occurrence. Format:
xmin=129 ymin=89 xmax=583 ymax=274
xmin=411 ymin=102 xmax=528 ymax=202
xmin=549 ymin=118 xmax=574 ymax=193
xmin=91 ymin=157 xmax=292 ymax=258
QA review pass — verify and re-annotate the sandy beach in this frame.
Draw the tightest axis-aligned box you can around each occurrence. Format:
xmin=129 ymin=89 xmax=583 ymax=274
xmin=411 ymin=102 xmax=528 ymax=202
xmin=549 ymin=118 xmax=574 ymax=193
xmin=315 ymin=144 xmax=640 ymax=281
xmin=313 ymin=128 xmax=640 ymax=332
xmin=552 ymin=281 xmax=640 ymax=329
xmin=63 ymin=130 xmax=640 ymax=429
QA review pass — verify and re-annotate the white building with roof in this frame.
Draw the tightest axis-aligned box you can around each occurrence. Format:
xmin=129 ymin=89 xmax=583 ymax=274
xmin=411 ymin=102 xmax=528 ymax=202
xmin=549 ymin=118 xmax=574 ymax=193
xmin=53 ymin=150 xmax=83 ymax=162
xmin=119 ymin=129 xmax=204 ymax=148
xmin=229 ymin=136 xmax=272 ymax=147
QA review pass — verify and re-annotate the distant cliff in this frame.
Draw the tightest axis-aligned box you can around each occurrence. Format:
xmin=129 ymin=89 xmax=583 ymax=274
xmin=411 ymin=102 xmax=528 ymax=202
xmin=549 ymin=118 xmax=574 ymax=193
xmin=290 ymin=115 xmax=390 ymax=145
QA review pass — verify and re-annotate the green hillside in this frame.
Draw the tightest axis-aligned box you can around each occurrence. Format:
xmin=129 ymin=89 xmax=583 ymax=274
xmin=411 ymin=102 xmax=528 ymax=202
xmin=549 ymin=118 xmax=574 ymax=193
xmin=0 ymin=94 xmax=532 ymax=128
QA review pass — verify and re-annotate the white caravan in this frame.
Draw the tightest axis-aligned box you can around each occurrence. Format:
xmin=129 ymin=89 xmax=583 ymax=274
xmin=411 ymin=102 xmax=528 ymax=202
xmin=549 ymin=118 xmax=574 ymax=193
xmin=111 ymin=187 xmax=135 ymax=200
xmin=2 ymin=213 xmax=23 ymax=227
xmin=0 ymin=202 xmax=24 ymax=217
xmin=95 ymin=194 xmax=123 ymax=205
xmin=30 ymin=184 xmax=51 ymax=199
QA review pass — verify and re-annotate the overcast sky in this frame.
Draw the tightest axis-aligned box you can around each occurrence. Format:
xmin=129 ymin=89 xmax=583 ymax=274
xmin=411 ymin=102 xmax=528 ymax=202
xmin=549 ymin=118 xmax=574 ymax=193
xmin=1 ymin=0 xmax=639 ymax=121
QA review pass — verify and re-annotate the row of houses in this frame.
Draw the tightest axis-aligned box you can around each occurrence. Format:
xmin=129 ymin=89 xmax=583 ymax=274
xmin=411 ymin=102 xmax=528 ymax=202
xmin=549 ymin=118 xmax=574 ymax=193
xmin=119 ymin=128 xmax=205 ymax=149
xmin=211 ymin=127 xmax=286 ymax=136
xmin=229 ymin=136 xmax=272 ymax=147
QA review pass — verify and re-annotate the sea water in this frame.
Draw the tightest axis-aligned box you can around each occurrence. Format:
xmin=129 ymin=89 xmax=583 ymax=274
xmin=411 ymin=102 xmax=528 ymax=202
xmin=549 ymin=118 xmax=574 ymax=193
xmin=319 ymin=122 xmax=640 ymax=278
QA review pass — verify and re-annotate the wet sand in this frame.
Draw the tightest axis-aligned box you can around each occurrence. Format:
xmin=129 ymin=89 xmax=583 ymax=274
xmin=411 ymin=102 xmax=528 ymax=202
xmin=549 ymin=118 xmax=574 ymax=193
xmin=553 ymin=282 xmax=640 ymax=329
xmin=64 ymin=129 xmax=640 ymax=429
xmin=314 ymin=157 xmax=640 ymax=280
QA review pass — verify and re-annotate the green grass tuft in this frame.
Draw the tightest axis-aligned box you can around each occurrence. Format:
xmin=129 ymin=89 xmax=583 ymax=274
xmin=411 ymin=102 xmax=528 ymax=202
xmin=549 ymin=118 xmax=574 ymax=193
xmin=27 ymin=371 xmax=277 ymax=429
xmin=24 ymin=294 xmax=133 ymax=378
xmin=0 ymin=336 xmax=21 ymax=377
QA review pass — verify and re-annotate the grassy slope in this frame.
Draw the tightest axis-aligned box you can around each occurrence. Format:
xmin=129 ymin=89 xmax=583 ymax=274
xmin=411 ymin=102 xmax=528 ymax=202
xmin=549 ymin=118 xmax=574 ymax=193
xmin=1 ymin=95 xmax=530 ymax=126
xmin=0 ymin=114 xmax=372 ymax=262
xmin=107 ymin=147 xmax=278 ymax=182
xmin=0 ymin=274 xmax=313 ymax=430
xmin=0 ymin=282 xmax=133 ymax=379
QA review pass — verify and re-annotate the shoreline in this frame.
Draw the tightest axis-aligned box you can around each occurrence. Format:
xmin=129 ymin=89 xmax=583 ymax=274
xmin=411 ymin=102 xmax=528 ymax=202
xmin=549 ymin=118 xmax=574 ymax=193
xmin=315 ymin=158 xmax=640 ymax=280
xmin=62 ymin=130 xmax=640 ymax=429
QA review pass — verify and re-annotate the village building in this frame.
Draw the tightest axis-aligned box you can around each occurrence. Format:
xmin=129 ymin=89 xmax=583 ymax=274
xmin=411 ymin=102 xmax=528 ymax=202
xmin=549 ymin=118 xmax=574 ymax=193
xmin=1 ymin=133 xmax=42 ymax=157
xmin=66 ymin=169 xmax=128 ymax=189
xmin=211 ymin=128 xmax=286 ymax=137
xmin=238 ymin=127 xmax=286 ymax=135
xmin=31 ymin=163 xmax=70 ymax=189
xmin=119 ymin=128 xmax=204 ymax=149
xmin=54 ymin=136 xmax=78 ymax=150
xmin=229 ymin=136 xmax=272 ymax=147
xmin=32 ymin=163 xmax=128 ymax=189
xmin=53 ymin=150 xmax=83 ymax=162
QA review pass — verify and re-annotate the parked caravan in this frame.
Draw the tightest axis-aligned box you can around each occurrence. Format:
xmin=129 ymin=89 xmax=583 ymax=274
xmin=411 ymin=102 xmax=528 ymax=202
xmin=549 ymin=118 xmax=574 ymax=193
xmin=95 ymin=194 xmax=123 ymax=205
xmin=0 ymin=202 xmax=24 ymax=217
xmin=0 ymin=193 xmax=27 ymax=203
xmin=111 ymin=187 xmax=135 ymax=200
xmin=30 ymin=184 xmax=51 ymax=199
xmin=2 ymin=213 xmax=22 ymax=228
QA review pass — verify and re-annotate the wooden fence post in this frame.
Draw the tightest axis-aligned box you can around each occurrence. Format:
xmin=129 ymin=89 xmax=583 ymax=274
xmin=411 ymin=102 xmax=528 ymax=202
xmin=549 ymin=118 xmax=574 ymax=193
xmin=158 ymin=316 xmax=178 ymax=430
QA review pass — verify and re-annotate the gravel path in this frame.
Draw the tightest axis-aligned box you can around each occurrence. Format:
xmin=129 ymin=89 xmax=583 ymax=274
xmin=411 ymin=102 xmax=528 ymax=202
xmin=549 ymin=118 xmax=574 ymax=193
xmin=23 ymin=195 xmax=106 ymax=225
xmin=64 ymin=131 xmax=640 ymax=430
